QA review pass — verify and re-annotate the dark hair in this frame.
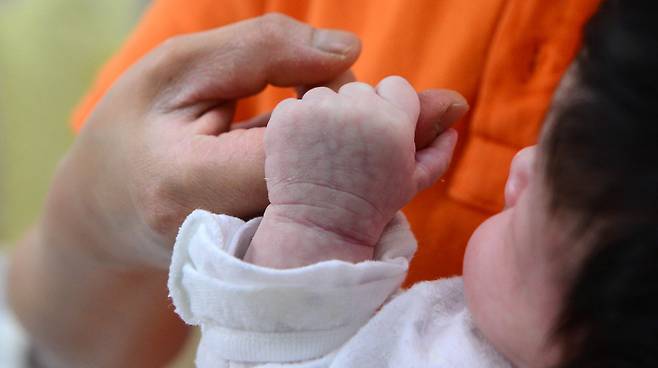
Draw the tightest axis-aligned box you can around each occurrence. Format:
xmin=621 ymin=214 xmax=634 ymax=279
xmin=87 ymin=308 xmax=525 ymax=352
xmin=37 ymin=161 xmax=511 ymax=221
xmin=542 ymin=1 xmax=658 ymax=366
xmin=543 ymin=0 xmax=658 ymax=368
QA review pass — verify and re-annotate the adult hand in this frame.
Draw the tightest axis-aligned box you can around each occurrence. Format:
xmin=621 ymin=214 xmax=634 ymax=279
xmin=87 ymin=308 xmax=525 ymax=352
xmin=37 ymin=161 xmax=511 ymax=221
xmin=10 ymin=13 xmax=364 ymax=368
xmin=52 ymin=13 xmax=363 ymax=269
xmin=10 ymin=13 xmax=468 ymax=367
xmin=54 ymin=11 xmax=466 ymax=269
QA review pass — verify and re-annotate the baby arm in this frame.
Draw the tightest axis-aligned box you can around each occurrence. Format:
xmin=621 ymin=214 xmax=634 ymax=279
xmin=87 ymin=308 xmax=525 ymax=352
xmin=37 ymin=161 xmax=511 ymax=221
xmin=245 ymin=76 xmax=458 ymax=269
xmin=167 ymin=76 xmax=463 ymax=366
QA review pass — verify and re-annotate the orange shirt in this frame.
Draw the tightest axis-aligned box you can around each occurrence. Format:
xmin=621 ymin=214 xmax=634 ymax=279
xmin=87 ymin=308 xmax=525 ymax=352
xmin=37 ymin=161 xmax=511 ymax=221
xmin=72 ymin=0 xmax=600 ymax=285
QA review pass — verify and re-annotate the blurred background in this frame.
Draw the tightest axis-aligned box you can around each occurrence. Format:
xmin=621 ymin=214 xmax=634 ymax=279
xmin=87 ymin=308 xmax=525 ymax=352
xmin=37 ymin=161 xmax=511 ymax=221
xmin=0 ymin=1 xmax=199 ymax=366
xmin=0 ymin=0 xmax=146 ymax=248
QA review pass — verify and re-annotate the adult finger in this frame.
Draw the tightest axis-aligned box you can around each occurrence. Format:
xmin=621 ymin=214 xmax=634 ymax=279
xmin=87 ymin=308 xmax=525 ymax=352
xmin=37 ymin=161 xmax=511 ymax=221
xmin=415 ymin=89 xmax=469 ymax=149
xmin=414 ymin=129 xmax=459 ymax=191
xmin=181 ymin=128 xmax=269 ymax=220
xmin=145 ymin=13 xmax=361 ymax=110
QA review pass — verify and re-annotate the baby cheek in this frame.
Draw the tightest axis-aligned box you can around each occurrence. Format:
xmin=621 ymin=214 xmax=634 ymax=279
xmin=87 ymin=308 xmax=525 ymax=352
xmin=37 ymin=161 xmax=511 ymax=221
xmin=463 ymin=211 xmax=516 ymax=329
xmin=464 ymin=212 xmax=510 ymax=284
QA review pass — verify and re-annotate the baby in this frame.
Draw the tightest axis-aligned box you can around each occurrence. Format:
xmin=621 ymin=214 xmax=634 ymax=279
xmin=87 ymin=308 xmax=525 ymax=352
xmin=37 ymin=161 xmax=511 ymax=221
xmin=168 ymin=2 xmax=657 ymax=367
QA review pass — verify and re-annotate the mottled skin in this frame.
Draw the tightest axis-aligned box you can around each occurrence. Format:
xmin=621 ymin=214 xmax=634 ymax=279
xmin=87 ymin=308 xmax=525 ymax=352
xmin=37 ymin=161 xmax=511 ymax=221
xmin=247 ymin=77 xmax=458 ymax=268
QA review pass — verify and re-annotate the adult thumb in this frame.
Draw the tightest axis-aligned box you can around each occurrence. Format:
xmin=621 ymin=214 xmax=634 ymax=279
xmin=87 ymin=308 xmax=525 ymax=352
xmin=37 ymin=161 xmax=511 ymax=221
xmin=145 ymin=13 xmax=362 ymax=109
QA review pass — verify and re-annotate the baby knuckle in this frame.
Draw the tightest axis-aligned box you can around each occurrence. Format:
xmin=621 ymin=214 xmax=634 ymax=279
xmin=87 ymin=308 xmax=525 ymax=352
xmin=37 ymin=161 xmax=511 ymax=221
xmin=384 ymin=106 xmax=411 ymax=126
xmin=270 ymin=99 xmax=303 ymax=124
xmin=340 ymin=82 xmax=374 ymax=96
xmin=301 ymin=86 xmax=333 ymax=101
xmin=346 ymin=97 xmax=374 ymax=118
xmin=311 ymin=97 xmax=339 ymax=116
xmin=274 ymin=98 xmax=301 ymax=113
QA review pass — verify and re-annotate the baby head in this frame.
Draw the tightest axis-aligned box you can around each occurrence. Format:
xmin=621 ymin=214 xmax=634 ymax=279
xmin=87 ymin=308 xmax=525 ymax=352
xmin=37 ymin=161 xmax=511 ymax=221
xmin=462 ymin=1 xmax=657 ymax=367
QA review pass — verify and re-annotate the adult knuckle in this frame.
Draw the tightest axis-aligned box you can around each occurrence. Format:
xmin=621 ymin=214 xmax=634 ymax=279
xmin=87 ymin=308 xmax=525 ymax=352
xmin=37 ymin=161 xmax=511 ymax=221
xmin=145 ymin=35 xmax=192 ymax=76
xmin=158 ymin=35 xmax=191 ymax=57
xmin=260 ymin=12 xmax=294 ymax=29
xmin=255 ymin=12 xmax=298 ymax=47
xmin=138 ymin=175 xmax=186 ymax=239
xmin=153 ymin=37 xmax=182 ymax=63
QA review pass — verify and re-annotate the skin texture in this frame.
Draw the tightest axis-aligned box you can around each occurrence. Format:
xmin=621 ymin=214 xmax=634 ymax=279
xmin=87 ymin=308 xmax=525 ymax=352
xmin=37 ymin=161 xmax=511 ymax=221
xmin=464 ymin=67 xmax=586 ymax=368
xmin=8 ymin=14 xmax=468 ymax=368
xmin=464 ymin=146 xmax=565 ymax=368
xmin=247 ymin=75 xmax=575 ymax=367
xmin=248 ymin=77 xmax=461 ymax=268
xmin=9 ymin=14 xmax=363 ymax=368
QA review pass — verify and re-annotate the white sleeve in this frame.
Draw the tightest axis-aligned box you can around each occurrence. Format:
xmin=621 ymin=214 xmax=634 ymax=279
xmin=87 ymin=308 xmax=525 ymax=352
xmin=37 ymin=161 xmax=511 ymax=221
xmin=168 ymin=209 xmax=416 ymax=367
xmin=0 ymin=253 xmax=29 ymax=368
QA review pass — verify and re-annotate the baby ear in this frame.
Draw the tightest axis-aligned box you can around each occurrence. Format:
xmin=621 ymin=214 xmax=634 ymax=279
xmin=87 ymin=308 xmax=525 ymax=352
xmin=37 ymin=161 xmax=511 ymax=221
xmin=504 ymin=146 xmax=537 ymax=208
xmin=413 ymin=129 xmax=458 ymax=192
xmin=375 ymin=76 xmax=420 ymax=124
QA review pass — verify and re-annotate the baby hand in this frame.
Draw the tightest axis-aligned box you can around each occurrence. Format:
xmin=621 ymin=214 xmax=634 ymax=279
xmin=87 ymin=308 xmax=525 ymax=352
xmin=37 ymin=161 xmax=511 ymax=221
xmin=247 ymin=76 xmax=459 ymax=268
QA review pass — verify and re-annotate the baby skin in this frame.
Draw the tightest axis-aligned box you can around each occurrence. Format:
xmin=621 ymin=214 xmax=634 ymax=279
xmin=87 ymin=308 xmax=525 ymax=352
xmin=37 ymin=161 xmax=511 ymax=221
xmin=246 ymin=77 xmax=458 ymax=268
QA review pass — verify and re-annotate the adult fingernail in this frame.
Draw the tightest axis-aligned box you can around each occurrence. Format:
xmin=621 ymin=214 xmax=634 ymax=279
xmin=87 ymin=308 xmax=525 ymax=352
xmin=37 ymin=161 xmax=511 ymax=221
xmin=312 ymin=29 xmax=357 ymax=55
xmin=435 ymin=102 xmax=469 ymax=133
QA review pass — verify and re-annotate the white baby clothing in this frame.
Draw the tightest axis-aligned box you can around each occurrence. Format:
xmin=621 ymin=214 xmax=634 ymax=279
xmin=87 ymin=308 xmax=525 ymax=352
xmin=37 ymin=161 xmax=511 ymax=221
xmin=168 ymin=209 xmax=511 ymax=367
xmin=0 ymin=253 xmax=30 ymax=368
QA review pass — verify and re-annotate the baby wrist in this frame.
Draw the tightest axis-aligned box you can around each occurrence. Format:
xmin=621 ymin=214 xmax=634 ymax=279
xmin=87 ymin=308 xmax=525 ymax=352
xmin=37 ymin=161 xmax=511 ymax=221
xmin=246 ymin=204 xmax=387 ymax=268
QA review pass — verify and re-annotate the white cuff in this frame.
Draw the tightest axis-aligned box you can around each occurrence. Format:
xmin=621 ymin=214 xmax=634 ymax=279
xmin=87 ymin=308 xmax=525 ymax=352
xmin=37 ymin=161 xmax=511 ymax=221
xmin=168 ymin=209 xmax=416 ymax=364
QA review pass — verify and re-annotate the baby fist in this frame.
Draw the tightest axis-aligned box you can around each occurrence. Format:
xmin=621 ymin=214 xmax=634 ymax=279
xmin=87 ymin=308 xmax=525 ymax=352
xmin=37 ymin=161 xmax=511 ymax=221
xmin=263 ymin=76 xmax=458 ymax=249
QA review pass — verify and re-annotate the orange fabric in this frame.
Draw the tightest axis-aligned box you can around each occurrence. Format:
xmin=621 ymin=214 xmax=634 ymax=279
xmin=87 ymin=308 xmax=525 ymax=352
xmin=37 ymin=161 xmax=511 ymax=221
xmin=72 ymin=0 xmax=601 ymax=285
